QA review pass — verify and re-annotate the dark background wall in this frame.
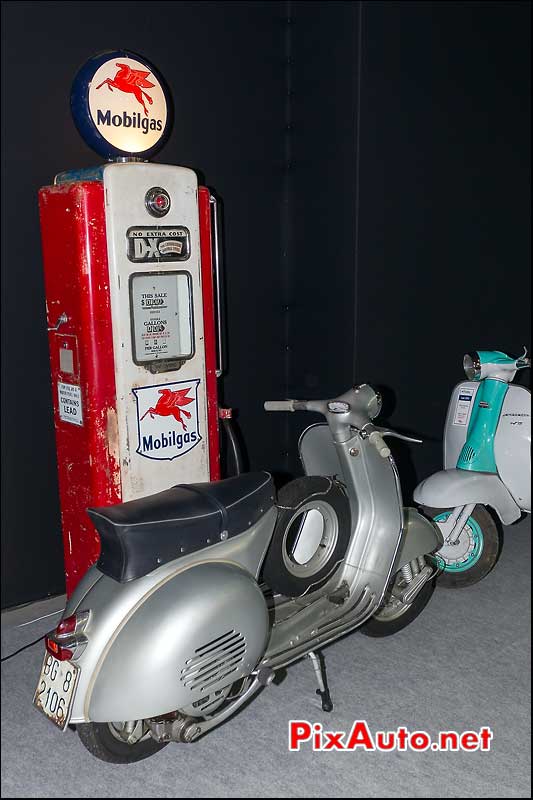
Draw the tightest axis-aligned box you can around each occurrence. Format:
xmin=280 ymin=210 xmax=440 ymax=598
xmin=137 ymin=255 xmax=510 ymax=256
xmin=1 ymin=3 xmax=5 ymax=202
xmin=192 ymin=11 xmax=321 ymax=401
xmin=0 ymin=0 xmax=288 ymax=607
xmin=287 ymin=1 xmax=361 ymax=474
xmin=1 ymin=1 xmax=530 ymax=608
xmin=354 ymin=0 xmax=531 ymax=495
xmin=287 ymin=0 xmax=530 ymax=489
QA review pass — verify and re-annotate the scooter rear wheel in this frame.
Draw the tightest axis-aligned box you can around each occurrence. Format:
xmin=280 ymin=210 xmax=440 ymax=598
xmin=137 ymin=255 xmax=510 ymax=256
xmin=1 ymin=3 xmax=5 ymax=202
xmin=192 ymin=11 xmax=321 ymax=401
xmin=76 ymin=720 xmax=168 ymax=763
xmin=261 ymin=476 xmax=351 ymax=598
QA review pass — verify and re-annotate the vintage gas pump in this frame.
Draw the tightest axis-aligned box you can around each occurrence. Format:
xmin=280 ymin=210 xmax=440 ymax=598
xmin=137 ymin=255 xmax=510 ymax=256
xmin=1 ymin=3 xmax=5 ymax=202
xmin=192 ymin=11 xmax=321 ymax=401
xmin=39 ymin=51 xmax=223 ymax=595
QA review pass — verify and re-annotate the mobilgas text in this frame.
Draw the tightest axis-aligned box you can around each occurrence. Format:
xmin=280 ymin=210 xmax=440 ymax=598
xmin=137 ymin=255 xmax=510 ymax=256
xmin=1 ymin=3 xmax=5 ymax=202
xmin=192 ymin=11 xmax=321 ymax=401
xmin=96 ymin=109 xmax=163 ymax=134
xmin=141 ymin=430 xmax=198 ymax=455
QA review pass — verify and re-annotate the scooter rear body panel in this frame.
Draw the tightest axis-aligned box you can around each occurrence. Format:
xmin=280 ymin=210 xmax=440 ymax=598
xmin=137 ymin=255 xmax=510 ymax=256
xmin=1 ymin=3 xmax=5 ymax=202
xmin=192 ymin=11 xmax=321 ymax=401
xmin=65 ymin=507 xmax=277 ymax=723
xmin=494 ymin=385 xmax=531 ymax=511
xmin=88 ymin=561 xmax=269 ymax=722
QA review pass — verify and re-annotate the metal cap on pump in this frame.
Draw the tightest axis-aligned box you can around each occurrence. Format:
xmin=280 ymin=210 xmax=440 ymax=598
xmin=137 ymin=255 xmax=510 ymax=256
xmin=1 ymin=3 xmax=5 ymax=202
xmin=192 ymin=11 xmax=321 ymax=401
xmin=70 ymin=50 xmax=173 ymax=160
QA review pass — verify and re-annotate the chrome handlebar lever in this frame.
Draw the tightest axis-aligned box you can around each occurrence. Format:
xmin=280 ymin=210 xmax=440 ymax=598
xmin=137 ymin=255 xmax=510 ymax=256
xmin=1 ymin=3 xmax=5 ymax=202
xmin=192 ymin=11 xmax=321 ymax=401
xmin=374 ymin=427 xmax=424 ymax=445
xmin=364 ymin=425 xmax=423 ymax=458
xmin=516 ymin=346 xmax=530 ymax=370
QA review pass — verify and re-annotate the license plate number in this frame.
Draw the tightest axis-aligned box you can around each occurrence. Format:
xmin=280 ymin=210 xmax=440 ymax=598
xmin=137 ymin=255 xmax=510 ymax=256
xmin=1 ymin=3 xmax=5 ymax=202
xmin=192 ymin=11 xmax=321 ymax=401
xmin=33 ymin=653 xmax=80 ymax=730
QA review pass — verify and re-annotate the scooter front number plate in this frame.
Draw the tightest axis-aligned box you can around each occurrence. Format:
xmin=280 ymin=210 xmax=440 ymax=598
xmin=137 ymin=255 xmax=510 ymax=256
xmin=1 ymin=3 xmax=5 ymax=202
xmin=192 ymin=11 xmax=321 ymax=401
xmin=33 ymin=652 xmax=80 ymax=730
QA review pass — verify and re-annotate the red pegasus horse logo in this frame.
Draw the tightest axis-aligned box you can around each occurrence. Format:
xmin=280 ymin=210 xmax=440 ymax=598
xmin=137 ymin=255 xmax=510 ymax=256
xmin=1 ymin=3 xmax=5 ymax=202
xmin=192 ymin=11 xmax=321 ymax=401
xmin=96 ymin=63 xmax=155 ymax=116
xmin=140 ymin=388 xmax=194 ymax=430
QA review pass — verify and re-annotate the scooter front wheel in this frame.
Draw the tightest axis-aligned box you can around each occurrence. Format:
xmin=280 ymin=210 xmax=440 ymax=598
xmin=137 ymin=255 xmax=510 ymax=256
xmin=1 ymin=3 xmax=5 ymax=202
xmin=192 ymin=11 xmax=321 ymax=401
xmin=76 ymin=720 xmax=168 ymax=764
xmin=359 ymin=573 xmax=435 ymax=637
xmin=422 ymin=505 xmax=502 ymax=588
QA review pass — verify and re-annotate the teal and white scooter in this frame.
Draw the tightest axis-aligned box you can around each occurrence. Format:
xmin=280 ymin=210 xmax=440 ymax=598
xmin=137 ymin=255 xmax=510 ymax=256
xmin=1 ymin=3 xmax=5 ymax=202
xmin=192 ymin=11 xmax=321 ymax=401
xmin=414 ymin=349 xmax=530 ymax=587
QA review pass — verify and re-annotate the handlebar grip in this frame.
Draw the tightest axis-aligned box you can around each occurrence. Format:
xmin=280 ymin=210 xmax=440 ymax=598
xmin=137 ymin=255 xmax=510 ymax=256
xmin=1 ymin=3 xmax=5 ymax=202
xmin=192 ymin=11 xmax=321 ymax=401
xmin=369 ymin=431 xmax=391 ymax=458
xmin=264 ymin=400 xmax=296 ymax=412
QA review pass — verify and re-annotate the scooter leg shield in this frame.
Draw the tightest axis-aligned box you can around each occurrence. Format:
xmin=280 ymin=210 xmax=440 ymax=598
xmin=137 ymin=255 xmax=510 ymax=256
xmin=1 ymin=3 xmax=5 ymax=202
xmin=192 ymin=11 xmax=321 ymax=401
xmin=79 ymin=562 xmax=270 ymax=724
xmin=413 ymin=469 xmax=522 ymax=525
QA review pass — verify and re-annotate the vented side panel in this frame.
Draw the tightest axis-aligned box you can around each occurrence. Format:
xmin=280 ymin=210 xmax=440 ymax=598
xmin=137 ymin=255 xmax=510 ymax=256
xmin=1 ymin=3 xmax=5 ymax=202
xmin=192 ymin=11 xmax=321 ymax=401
xmin=180 ymin=630 xmax=247 ymax=692
xmin=459 ymin=444 xmax=477 ymax=463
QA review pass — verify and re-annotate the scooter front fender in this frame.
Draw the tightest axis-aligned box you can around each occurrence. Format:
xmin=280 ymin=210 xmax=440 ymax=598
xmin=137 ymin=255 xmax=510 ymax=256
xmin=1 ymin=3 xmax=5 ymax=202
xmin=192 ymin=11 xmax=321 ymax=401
xmin=394 ymin=508 xmax=444 ymax=571
xmin=413 ymin=469 xmax=521 ymax=525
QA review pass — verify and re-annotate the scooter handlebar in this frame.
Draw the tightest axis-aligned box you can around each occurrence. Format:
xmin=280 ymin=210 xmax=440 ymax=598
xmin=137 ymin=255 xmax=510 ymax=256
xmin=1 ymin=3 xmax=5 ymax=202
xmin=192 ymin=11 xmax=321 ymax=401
xmin=264 ymin=399 xmax=311 ymax=413
xmin=264 ymin=400 xmax=298 ymax=412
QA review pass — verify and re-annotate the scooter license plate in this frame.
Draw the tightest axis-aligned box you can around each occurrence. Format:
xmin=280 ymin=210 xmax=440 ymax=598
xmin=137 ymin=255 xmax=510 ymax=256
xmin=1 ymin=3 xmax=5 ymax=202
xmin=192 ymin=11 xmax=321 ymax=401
xmin=33 ymin=652 xmax=80 ymax=730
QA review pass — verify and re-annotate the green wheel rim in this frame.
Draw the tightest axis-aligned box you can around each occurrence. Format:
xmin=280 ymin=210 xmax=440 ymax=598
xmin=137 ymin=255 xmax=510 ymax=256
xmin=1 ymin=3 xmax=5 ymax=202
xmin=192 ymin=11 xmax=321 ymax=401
xmin=434 ymin=511 xmax=484 ymax=573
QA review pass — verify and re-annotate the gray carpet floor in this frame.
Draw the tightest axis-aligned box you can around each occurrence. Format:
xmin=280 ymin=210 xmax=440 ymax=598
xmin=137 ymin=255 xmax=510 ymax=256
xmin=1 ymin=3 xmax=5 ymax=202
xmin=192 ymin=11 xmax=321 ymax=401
xmin=1 ymin=517 xmax=530 ymax=798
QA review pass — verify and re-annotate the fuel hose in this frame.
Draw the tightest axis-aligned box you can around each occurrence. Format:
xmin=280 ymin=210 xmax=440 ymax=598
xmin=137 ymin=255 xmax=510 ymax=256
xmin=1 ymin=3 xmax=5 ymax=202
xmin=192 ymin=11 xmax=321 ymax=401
xmin=222 ymin=417 xmax=243 ymax=476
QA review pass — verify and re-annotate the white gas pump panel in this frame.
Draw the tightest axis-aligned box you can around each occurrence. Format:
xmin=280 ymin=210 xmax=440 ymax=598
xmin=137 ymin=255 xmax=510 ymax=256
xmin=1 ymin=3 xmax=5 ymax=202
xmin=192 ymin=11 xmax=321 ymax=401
xmin=104 ymin=162 xmax=209 ymax=500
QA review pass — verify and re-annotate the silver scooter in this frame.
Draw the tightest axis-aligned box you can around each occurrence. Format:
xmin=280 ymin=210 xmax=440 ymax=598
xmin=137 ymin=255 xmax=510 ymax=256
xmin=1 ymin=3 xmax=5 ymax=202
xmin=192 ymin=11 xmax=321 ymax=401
xmin=34 ymin=383 xmax=442 ymax=763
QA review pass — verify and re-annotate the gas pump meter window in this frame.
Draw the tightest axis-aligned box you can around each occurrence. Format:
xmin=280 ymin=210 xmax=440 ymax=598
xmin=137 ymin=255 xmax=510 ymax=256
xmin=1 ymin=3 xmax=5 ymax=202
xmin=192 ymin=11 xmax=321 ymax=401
xmin=129 ymin=271 xmax=194 ymax=372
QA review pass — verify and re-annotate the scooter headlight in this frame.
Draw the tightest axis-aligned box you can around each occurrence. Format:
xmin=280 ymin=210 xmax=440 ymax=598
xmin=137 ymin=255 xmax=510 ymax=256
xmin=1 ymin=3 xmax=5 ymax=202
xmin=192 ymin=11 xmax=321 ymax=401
xmin=354 ymin=384 xmax=382 ymax=419
xmin=463 ymin=352 xmax=481 ymax=381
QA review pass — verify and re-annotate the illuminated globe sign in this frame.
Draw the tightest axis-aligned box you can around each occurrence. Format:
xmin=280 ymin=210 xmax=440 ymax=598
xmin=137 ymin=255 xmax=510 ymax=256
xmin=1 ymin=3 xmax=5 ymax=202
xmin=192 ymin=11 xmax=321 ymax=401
xmin=71 ymin=50 xmax=172 ymax=159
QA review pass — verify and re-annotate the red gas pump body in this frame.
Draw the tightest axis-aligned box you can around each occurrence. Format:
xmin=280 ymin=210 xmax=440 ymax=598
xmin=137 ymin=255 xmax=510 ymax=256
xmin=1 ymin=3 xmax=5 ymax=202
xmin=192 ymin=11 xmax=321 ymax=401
xmin=39 ymin=179 xmax=220 ymax=595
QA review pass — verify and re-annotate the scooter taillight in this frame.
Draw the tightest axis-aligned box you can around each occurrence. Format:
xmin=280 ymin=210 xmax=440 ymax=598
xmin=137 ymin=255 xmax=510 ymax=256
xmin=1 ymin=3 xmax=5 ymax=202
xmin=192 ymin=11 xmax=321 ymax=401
xmin=45 ymin=610 xmax=90 ymax=661
xmin=45 ymin=636 xmax=74 ymax=661
xmin=56 ymin=614 xmax=77 ymax=636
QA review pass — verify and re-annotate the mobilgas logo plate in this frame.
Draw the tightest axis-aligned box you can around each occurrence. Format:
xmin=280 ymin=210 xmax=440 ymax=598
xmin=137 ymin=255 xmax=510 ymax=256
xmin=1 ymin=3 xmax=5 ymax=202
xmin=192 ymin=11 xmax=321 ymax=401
xmin=71 ymin=51 xmax=172 ymax=159
xmin=127 ymin=227 xmax=190 ymax=263
xmin=133 ymin=379 xmax=202 ymax=460
xmin=89 ymin=57 xmax=167 ymax=152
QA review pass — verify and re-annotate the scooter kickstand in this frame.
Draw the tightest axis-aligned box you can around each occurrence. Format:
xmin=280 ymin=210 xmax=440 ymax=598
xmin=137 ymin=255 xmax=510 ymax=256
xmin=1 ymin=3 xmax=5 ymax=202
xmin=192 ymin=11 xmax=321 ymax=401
xmin=308 ymin=651 xmax=333 ymax=712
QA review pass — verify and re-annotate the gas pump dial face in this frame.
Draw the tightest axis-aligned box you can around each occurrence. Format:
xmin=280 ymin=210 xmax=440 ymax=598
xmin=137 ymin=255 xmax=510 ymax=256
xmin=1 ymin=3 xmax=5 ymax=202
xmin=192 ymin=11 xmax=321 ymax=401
xmin=129 ymin=271 xmax=194 ymax=370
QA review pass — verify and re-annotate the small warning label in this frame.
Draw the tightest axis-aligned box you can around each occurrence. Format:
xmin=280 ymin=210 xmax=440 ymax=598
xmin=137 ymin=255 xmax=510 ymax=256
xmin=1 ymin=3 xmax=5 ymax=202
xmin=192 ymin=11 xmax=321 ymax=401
xmin=58 ymin=382 xmax=83 ymax=427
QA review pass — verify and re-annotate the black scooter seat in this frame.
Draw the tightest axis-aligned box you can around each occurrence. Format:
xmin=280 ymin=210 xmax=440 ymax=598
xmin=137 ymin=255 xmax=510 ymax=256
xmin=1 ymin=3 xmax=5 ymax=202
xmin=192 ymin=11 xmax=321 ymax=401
xmin=88 ymin=472 xmax=275 ymax=583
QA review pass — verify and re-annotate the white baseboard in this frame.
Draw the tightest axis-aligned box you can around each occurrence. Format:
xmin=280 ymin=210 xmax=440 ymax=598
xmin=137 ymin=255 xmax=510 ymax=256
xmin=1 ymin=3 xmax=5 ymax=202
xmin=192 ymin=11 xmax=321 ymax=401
xmin=1 ymin=594 xmax=67 ymax=630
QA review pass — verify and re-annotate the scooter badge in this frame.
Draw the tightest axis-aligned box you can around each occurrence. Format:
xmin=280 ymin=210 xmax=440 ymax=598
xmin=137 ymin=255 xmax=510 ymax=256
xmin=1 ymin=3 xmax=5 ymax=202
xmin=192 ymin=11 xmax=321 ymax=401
xmin=133 ymin=379 xmax=202 ymax=460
